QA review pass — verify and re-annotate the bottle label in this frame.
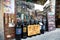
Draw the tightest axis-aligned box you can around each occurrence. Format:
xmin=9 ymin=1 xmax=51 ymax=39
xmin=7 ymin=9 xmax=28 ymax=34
xmin=16 ymin=28 xmax=22 ymax=34
xmin=5 ymin=18 xmax=7 ymax=24
xmin=28 ymin=25 xmax=40 ymax=36
xmin=9 ymin=22 xmax=15 ymax=27
xmin=23 ymin=27 xmax=26 ymax=32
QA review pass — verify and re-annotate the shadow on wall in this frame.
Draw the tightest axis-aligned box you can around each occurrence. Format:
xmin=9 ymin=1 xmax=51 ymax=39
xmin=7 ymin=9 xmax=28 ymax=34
xmin=0 ymin=33 xmax=4 ymax=40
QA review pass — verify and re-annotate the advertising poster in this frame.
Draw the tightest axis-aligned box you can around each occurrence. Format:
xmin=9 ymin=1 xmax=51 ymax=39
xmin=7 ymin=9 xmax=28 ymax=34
xmin=48 ymin=0 xmax=56 ymax=31
xmin=3 ymin=0 xmax=15 ymax=39
xmin=48 ymin=12 xmax=55 ymax=31
xmin=3 ymin=0 xmax=15 ymax=14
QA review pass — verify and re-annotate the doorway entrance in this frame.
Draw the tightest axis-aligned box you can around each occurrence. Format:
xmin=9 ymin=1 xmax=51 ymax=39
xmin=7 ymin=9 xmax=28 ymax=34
xmin=56 ymin=0 xmax=60 ymax=28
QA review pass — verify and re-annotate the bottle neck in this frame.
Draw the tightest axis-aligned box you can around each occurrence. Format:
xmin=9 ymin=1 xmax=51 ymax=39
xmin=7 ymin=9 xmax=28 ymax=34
xmin=17 ymin=21 xmax=21 ymax=27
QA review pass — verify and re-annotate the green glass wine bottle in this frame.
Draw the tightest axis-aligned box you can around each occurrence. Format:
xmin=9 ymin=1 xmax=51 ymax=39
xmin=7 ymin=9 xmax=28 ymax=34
xmin=26 ymin=0 xmax=32 ymax=2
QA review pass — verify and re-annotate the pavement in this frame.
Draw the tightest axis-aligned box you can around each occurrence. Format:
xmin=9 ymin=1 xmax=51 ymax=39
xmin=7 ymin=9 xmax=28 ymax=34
xmin=22 ymin=28 xmax=60 ymax=40
xmin=0 ymin=28 xmax=60 ymax=40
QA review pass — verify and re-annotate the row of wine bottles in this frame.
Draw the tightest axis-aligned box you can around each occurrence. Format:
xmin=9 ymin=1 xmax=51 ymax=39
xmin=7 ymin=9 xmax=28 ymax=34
xmin=4 ymin=14 xmax=47 ymax=40
xmin=15 ymin=19 xmax=45 ymax=40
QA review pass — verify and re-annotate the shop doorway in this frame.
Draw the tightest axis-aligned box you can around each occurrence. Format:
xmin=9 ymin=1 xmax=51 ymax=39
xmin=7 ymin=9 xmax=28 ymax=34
xmin=55 ymin=0 xmax=60 ymax=28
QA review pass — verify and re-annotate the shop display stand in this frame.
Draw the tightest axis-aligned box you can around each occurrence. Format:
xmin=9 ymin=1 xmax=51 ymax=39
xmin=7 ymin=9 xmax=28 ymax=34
xmin=3 ymin=0 xmax=16 ymax=40
xmin=4 ymin=13 xmax=16 ymax=40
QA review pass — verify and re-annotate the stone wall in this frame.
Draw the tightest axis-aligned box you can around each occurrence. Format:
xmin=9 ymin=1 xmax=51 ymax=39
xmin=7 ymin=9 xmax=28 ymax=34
xmin=0 ymin=0 xmax=4 ymax=40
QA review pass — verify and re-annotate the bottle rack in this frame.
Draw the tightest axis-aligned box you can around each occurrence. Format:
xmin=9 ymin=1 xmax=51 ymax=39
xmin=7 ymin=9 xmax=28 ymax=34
xmin=4 ymin=13 xmax=16 ymax=40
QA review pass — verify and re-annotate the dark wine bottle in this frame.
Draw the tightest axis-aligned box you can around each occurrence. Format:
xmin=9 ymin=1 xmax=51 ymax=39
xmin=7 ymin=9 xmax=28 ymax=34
xmin=15 ymin=21 xmax=22 ymax=40
xmin=34 ymin=20 xmax=40 ymax=35
xmin=22 ymin=21 xmax=27 ymax=39
xmin=34 ymin=20 xmax=38 ymax=24
xmin=30 ymin=19 xmax=34 ymax=25
xmin=40 ymin=20 xmax=44 ymax=34
xmin=27 ymin=20 xmax=32 ymax=37
xmin=43 ymin=17 xmax=46 ymax=32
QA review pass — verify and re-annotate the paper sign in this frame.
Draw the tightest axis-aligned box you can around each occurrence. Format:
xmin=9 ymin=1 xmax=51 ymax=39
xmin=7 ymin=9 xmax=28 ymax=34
xmin=4 ymin=0 xmax=15 ymax=14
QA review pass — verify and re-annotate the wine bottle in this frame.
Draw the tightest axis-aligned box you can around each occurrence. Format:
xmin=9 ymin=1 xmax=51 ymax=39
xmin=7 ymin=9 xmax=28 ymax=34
xmin=34 ymin=20 xmax=37 ymax=24
xmin=15 ymin=21 xmax=22 ymax=40
xmin=4 ymin=13 xmax=8 ymax=24
xmin=30 ymin=19 xmax=34 ymax=25
xmin=22 ymin=21 xmax=27 ymax=39
xmin=41 ymin=18 xmax=44 ymax=34
xmin=26 ymin=0 xmax=33 ymax=2
xmin=34 ymin=20 xmax=40 ymax=35
xmin=43 ymin=17 xmax=46 ymax=31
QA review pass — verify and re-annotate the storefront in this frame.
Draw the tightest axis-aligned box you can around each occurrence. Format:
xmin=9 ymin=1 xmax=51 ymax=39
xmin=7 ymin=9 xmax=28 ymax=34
xmin=3 ymin=0 xmax=47 ymax=40
xmin=56 ymin=0 xmax=60 ymax=28
xmin=0 ymin=0 xmax=56 ymax=40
